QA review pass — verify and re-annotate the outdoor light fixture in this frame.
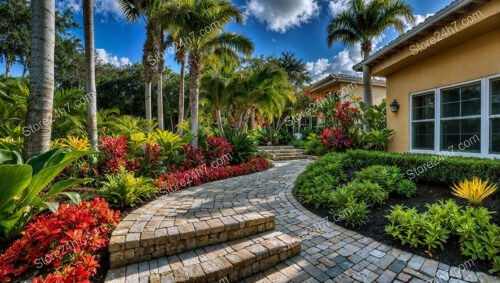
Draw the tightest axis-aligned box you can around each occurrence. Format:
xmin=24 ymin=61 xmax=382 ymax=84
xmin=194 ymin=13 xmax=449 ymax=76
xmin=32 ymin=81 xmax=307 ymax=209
xmin=390 ymin=99 xmax=400 ymax=113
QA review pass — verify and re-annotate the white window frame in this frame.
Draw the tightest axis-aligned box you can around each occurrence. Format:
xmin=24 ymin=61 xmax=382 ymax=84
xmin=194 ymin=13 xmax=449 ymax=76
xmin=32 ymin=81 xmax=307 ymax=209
xmin=488 ymin=74 xmax=500 ymax=157
xmin=409 ymin=75 xmax=500 ymax=159
xmin=409 ymin=90 xmax=436 ymax=153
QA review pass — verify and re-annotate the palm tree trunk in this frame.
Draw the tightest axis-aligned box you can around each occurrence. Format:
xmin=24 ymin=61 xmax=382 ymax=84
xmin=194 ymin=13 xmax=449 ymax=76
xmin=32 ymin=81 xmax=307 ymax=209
xmin=143 ymin=22 xmax=156 ymax=122
xmin=5 ymin=58 xmax=12 ymax=77
xmin=157 ymin=59 xmax=164 ymax=130
xmin=250 ymin=109 xmax=255 ymax=130
xmin=23 ymin=0 xmax=55 ymax=159
xmin=216 ymin=107 xmax=224 ymax=137
xmin=177 ymin=58 xmax=185 ymax=135
xmin=83 ymin=0 xmax=98 ymax=149
xmin=362 ymin=48 xmax=373 ymax=107
xmin=188 ymin=52 xmax=201 ymax=147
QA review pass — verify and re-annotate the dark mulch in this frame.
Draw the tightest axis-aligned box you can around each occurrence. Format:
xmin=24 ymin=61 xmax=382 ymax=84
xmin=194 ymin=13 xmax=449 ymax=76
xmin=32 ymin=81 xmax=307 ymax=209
xmin=295 ymin=179 xmax=499 ymax=274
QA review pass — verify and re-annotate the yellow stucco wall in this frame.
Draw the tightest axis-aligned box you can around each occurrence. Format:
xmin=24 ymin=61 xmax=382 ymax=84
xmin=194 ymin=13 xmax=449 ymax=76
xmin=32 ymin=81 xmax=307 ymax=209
xmin=386 ymin=26 xmax=500 ymax=152
xmin=310 ymin=82 xmax=386 ymax=105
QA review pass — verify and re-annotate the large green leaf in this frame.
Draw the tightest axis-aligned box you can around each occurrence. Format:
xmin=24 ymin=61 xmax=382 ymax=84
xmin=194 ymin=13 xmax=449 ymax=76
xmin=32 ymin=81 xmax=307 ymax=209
xmin=61 ymin=192 xmax=81 ymax=204
xmin=26 ymin=148 xmax=63 ymax=175
xmin=0 ymin=149 xmax=23 ymax=165
xmin=44 ymin=178 xmax=92 ymax=200
xmin=0 ymin=165 xmax=32 ymax=212
xmin=20 ymin=150 xmax=91 ymax=205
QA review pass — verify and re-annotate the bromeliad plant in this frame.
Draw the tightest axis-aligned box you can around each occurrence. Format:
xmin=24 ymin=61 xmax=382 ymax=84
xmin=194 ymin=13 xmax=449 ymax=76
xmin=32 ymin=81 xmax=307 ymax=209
xmin=451 ymin=177 xmax=497 ymax=207
xmin=0 ymin=148 xmax=92 ymax=241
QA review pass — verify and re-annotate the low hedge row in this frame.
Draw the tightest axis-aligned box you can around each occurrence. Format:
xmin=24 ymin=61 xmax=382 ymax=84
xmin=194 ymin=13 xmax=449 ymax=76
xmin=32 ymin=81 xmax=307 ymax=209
xmin=345 ymin=150 xmax=500 ymax=185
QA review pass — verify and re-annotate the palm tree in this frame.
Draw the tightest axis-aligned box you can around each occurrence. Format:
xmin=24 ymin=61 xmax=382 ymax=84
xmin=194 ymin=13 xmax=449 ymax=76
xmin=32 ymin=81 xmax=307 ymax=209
xmin=327 ymin=0 xmax=414 ymax=106
xmin=160 ymin=0 xmax=253 ymax=147
xmin=23 ymin=0 xmax=56 ymax=159
xmin=157 ymin=26 xmax=166 ymax=130
xmin=117 ymin=0 xmax=163 ymax=122
xmin=227 ymin=64 xmax=295 ymax=131
xmin=201 ymin=56 xmax=238 ymax=137
xmin=165 ymin=28 xmax=187 ymax=135
xmin=83 ymin=0 xmax=98 ymax=149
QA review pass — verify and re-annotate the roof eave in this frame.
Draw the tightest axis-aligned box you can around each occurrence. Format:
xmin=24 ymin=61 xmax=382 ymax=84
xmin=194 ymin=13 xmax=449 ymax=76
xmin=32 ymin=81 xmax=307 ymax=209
xmin=352 ymin=0 xmax=474 ymax=72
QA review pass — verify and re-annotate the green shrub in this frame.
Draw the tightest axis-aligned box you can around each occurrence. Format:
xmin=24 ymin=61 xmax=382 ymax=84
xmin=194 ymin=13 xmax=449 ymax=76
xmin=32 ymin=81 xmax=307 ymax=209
xmin=355 ymin=165 xmax=403 ymax=192
xmin=490 ymin=256 xmax=500 ymax=275
xmin=346 ymin=150 xmax=500 ymax=185
xmin=226 ymin=131 xmax=258 ymax=164
xmin=329 ymin=186 xmax=356 ymax=214
xmin=101 ymin=168 xmax=157 ymax=208
xmin=395 ymin=179 xmax=417 ymax=198
xmin=343 ymin=180 xmax=388 ymax=207
xmin=342 ymin=201 xmax=369 ymax=228
xmin=293 ymin=153 xmax=347 ymax=209
xmin=386 ymin=200 xmax=499 ymax=263
xmin=304 ymin=133 xmax=326 ymax=155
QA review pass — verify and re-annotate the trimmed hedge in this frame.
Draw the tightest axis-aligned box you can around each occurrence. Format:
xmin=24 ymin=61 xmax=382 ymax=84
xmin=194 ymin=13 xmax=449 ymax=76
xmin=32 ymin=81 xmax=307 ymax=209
xmin=345 ymin=150 xmax=500 ymax=185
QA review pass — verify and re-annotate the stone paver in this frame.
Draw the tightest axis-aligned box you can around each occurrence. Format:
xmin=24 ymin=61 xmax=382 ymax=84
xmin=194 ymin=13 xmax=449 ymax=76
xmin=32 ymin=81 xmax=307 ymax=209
xmin=106 ymin=160 xmax=500 ymax=283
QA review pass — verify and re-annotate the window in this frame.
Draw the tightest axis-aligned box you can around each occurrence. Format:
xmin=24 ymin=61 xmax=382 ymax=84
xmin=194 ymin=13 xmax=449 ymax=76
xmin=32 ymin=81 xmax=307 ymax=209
xmin=410 ymin=77 xmax=500 ymax=157
xmin=491 ymin=79 xmax=500 ymax=154
xmin=411 ymin=92 xmax=435 ymax=150
xmin=440 ymin=84 xmax=481 ymax=152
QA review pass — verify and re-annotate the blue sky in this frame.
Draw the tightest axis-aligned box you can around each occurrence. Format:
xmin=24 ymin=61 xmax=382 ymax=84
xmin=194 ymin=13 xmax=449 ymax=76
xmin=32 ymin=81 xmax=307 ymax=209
xmin=4 ymin=0 xmax=453 ymax=81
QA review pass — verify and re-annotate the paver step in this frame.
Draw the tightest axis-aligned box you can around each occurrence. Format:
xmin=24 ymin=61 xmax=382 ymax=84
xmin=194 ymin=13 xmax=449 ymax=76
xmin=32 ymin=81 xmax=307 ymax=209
xmin=258 ymin=146 xmax=295 ymax=150
xmin=109 ymin=212 xmax=276 ymax=268
xmin=273 ymin=156 xmax=308 ymax=161
xmin=261 ymin=149 xmax=305 ymax=154
xmin=105 ymin=231 xmax=301 ymax=283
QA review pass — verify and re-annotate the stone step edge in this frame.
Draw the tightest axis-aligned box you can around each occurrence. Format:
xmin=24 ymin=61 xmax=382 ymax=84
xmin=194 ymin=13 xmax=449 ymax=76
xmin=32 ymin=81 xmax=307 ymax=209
xmin=109 ymin=212 xmax=276 ymax=269
xmin=150 ymin=233 xmax=301 ymax=283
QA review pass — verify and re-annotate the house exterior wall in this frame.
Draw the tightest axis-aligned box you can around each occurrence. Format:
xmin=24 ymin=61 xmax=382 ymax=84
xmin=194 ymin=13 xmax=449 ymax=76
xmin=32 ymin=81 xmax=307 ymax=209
xmin=386 ymin=27 xmax=500 ymax=153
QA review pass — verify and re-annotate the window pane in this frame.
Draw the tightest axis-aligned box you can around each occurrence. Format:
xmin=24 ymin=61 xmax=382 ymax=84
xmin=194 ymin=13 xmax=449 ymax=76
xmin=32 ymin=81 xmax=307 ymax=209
xmin=441 ymin=119 xmax=481 ymax=152
xmin=412 ymin=121 xmax=434 ymax=150
xmin=412 ymin=93 xmax=435 ymax=120
xmin=491 ymin=79 xmax=500 ymax=115
xmin=442 ymin=84 xmax=481 ymax=118
xmin=491 ymin=118 xmax=500 ymax=154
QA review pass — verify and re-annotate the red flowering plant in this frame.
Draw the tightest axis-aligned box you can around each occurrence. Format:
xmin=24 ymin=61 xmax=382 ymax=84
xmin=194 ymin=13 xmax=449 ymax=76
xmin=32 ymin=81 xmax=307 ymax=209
xmin=0 ymin=198 xmax=120 ymax=283
xmin=318 ymin=94 xmax=364 ymax=151
xmin=98 ymin=136 xmax=128 ymax=174
xmin=204 ymin=137 xmax=233 ymax=167
xmin=127 ymin=142 xmax=163 ymax=177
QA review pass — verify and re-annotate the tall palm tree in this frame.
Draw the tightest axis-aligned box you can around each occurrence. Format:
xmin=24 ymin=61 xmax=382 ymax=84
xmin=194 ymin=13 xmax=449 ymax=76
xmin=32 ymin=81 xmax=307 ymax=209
xmin=165 ymin=29 xmax=187 ymax=136
xmin=160 ymin=0 xmax=253 ymax=147
xmin=83 ymin=0 xmax=98 ymax=149
xmin=157 ymin=26 xmax=166 ymax=130
xmin=117 ymin=0 xmax=163 ymax=122
xmin=23 ymin=0 xmax=56 ymax=159
xmin=201 ymin=56 xmax=238 ymax=137
xmin=228 ymin=64 xmax=295 ymax=131
xmin=327 ymin=0 xmax=414 ymax=106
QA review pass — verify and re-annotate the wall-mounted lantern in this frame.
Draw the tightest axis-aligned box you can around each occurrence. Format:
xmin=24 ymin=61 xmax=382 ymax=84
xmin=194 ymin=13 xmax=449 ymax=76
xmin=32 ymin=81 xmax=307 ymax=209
xmin=390 ymin=99 xmax=400 ymax=113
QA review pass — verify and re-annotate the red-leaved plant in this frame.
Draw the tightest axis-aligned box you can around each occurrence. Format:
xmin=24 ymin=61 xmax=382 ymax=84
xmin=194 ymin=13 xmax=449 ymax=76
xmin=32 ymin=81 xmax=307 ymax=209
xmin=320 ymin=127 xmax=353 ymax=152
xmin=154 ymin=157 xmax=271 ymax=194
xmin=205 ymin=137 xmax=233 ymax=166
xmin=0 ymin=198 xmax=120 ymax=283
xmin=98 ymin=136 xmax=128 ymax=174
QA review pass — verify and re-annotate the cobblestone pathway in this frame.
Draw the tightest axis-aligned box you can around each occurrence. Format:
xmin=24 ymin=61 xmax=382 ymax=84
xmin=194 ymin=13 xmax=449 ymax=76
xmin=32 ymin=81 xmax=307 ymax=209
xmin=107 ymin=160 xmax=499 ymax=283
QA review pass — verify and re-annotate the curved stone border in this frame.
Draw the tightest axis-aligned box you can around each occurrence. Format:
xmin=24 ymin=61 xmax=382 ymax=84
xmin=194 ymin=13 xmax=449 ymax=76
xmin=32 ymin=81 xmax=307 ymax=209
xmin=106 ymin=160 xmax=499 ymax=283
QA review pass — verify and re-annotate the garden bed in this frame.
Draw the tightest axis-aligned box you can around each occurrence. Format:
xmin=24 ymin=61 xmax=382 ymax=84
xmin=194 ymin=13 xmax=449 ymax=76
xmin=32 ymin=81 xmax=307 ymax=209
xmin=292 ymin=151 xmax=500 ymax=275
xmin=297 ymin=181 xmax=499 ymax=273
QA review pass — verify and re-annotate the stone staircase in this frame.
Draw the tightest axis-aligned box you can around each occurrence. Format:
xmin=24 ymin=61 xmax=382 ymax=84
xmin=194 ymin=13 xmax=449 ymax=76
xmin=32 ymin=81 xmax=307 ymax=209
xmin=259 ymin=146 xmax=306 ymax=161
xmin=105 ymin=212 xmax=301 ymax=283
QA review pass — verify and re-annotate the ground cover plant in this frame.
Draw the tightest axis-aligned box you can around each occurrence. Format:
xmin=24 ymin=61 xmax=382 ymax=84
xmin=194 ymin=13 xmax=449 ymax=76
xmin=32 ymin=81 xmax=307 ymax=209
xmin=293 ymin=151 xmax=500 ymax=274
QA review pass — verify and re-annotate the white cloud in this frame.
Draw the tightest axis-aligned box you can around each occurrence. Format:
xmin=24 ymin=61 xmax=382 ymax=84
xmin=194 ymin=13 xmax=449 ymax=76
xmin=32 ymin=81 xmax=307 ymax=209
xmin=307 ymin=35 xmax=384 ymax=82
xmin=404 ymin=13 xmax=434 ymax=31
xmin=96 ymin=49 xmax=131 ymax=67
xmin=327 ymin=0 xmax=350 ymax=17
xmin=56 ymin=0 xmax=124 ymax=20
xmin=245 ymin=0 xmax=320 ymax=33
